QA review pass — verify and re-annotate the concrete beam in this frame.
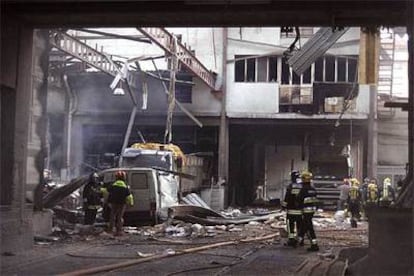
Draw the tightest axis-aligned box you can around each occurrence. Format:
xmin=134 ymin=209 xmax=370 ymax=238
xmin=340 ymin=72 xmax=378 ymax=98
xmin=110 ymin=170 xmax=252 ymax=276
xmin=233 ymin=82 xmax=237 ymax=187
xmin=2 ymin=1 xmax=408 ymax=27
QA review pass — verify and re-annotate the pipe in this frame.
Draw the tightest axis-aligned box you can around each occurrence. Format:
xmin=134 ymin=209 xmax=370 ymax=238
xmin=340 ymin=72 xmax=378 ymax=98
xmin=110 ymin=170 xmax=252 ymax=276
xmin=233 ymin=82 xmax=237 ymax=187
xmin=63 ymin=74 xmax=76 ymax=179
xmin=118 ymin=105 xmax=138 ymax=166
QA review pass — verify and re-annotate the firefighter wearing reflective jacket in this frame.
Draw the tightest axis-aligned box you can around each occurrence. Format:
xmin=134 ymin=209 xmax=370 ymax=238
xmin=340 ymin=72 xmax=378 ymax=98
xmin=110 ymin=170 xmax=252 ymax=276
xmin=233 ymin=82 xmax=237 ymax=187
xmin=348 ymin=178 xmax=361 ymax=228
xmin=106 ymin=170 xmax=134 ymax=236
xmin=366 ymin=179 xmax=379 ymax=207
xmin=297 ymin=171 xmax=319 ymax=252
xmin=379 ymin=177 xmax=395 ymax=207
xmin=282 ymin=170 xmax=303 ymax=247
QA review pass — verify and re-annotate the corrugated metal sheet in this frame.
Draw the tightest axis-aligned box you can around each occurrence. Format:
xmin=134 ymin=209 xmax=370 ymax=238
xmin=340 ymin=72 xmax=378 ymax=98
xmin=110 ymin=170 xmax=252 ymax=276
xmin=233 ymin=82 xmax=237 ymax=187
xmin=287 ymin=27 xmax=349 ymax=75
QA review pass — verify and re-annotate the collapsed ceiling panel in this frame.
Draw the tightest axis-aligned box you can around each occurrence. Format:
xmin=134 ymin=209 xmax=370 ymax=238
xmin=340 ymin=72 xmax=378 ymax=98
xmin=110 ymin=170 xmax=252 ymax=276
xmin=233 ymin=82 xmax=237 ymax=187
xmin=287 ymin=27 xmax=350 ymax=75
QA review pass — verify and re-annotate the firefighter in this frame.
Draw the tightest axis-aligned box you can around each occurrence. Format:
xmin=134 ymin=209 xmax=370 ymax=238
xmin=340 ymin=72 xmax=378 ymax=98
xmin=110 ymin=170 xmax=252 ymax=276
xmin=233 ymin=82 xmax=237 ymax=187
xmin=83 ymin=172 xmax=103 ymax=225
xmin=366 ymin=179 xmax=379 ymax=208
xmin=281 ymin=170 xmax=303 ymax=247
xmin=379 ymin=177 xmax=395 ymax=207
xmin=107 ymin=170 xmax=134 ymax=236
xmin=337 ymin=178 xmax=350 ymax=211
xmin=347 ymin=178 xmax=361 ymax=228
xmin=297 ymin=171 xmax=319 ymax=252
xmin=359 ymin=177 xmax=370 ymax=220
xmin=360 ymin=178 xmax=369 ymax=204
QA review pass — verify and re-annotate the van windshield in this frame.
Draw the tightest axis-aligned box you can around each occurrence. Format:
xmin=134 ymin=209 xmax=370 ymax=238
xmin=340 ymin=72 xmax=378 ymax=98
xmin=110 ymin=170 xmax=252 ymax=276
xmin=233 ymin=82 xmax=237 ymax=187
xmin=122 ymin=154 xmax=171 ymax=170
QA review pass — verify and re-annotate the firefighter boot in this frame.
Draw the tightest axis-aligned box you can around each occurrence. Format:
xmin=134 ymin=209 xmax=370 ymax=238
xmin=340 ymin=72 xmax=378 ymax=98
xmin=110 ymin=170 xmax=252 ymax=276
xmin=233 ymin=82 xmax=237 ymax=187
xmin=286 ymin=238 xmax=298 ymax=247
xmin=298 ymin=237 xmax=304 ymax=246
xmin=351 ymin=218 xmax=358 ymax=228
xmin=307 ymin=244 xmax=319 ymax=252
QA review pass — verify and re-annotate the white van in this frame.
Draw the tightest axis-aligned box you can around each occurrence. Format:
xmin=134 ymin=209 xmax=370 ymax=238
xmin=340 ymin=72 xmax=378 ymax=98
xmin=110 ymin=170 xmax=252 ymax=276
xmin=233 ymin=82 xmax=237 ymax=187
xmin=102 ymin=167 xmax=179 ymax=224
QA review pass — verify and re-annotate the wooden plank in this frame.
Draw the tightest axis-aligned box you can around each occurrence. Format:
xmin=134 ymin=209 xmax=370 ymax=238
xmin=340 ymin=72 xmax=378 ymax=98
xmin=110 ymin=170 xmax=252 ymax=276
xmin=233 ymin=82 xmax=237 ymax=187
xmin=58 ymin=233 xmax=278 ymax=276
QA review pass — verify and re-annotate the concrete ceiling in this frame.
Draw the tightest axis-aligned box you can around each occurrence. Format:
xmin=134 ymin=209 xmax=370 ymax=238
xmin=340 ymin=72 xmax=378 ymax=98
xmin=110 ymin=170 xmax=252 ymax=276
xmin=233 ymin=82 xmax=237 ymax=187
xmin=1 ymin=0 xmax=409 ymax=27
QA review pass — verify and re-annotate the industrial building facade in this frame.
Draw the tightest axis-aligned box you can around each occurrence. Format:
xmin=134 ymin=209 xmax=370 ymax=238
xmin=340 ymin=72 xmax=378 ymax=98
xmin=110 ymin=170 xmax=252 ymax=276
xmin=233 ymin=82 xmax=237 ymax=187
xmin=44 ymin=27 xmax=390 ymax=206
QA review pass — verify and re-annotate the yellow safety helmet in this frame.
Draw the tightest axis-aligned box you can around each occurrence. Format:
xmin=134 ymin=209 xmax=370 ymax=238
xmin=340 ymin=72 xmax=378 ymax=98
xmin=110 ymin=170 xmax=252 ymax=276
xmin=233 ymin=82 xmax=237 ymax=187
xmin=383 ymin=177 xmax=391 ymax=185
xmin=351 ymin=178 xmax=360 ymax=186
xmin=301 ymin=171 xmax=313 ymax=182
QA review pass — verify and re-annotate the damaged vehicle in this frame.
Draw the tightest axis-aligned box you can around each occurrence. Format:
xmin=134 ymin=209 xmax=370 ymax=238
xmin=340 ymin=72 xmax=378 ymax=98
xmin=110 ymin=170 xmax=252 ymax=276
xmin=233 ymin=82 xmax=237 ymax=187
xmin=101 ymin=166 xmax=179 ymax=225
xmin=102 ymin=143 xmax=194 ymax=225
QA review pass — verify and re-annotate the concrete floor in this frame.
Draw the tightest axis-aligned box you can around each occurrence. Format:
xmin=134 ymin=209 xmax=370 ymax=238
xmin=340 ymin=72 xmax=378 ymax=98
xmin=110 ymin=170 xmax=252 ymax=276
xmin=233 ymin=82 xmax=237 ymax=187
xmin=1 ymin=234 xmax=325 ymax=275
xmin=1 ymin=227 xmax=364 ymax=276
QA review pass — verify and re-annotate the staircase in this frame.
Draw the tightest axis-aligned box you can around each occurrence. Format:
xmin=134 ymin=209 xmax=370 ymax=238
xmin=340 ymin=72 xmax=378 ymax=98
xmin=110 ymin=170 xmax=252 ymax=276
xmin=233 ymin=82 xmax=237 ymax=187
xmin=49 ymin=31 xmax=121 ymax=76
xmin=377 ymin=29 xmax=396 ymax=117
xmin=137 ymin=28 xmax=217 ymax=91
xmin=49 ymin=30 xmax=203 ymax=127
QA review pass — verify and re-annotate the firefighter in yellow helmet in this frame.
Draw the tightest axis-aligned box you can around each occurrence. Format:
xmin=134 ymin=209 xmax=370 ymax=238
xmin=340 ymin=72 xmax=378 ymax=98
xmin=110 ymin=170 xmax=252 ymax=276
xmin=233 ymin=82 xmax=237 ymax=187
xmin=297 ymin=171 xmax=319 ymax=251
xmin=347 ymin=178 xmax=361 ymax=228
xmin=366 ymin=179 xmax=379 ymax=216
xmin=379 ymin=177 xmax=395 ymax=207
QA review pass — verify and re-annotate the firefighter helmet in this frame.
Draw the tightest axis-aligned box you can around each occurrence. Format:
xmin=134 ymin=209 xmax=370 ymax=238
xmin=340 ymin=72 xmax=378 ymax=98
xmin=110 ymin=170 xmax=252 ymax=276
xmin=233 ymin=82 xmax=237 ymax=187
xmin=115 ymin=170 xmax=126 ymax=180
xmin=383 ymin=177 xmax=391 ymax=185
xmin=351 ymin=178 xmax=360 ymax=186
xmin=89 ymin=172 xmax=99 ymax=182
xmin=301 ymin=171 xmax=313 ymax=182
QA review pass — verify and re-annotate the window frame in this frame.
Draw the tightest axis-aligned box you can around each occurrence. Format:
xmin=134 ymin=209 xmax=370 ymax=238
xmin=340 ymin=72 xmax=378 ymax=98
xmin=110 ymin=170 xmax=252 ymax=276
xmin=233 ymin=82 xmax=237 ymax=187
xmin=233 ymin=55 xmax=358 ymax=84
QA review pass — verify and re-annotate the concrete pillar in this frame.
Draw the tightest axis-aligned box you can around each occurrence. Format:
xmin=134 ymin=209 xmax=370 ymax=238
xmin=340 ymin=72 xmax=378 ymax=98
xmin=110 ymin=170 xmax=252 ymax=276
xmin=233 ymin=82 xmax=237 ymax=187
xmin=359 ymin=28 xmax=379 ymax=179
xmin=408 ymin=0 xmax=414 ymax=271
xmin=0 ymin=20 xmax=35 ymax=253
xmin=349 ymin=208 xmax=413 ymax=275
xmin=30 ymin=30 xmax=50 ymax=210
xmin=408 ymin=0 xmax=414 ymax=187
xmin=218 ymin=28 xmax=229 ymax=205
xmin=367 ymin=85 xmax=378 ymax=179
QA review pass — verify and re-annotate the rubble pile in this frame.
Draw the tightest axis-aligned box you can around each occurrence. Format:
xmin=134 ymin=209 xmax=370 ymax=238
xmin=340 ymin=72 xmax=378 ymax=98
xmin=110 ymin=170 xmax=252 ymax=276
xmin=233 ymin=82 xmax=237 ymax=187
xmin=39 ymin=184 xmax=367 ymax=249
xmin=122 ymin=207 xmax=286 ymax=241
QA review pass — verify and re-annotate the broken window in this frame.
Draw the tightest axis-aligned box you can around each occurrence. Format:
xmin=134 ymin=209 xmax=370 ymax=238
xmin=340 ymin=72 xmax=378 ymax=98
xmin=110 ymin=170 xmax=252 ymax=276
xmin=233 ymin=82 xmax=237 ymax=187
xmin=325 ymin=56 xmax=335 ymax=82
xmin=292 ymin=71 xmax=301 ymax=85
xmin=174 ymin=74 xmax=193 ymax=103
xmin=268 ymin=56 xmax=278 ymax=82
xmin=175 ymin=84 xmax=192 ymax=103
xmin=348 ymin=57 xmax=358 ymax=82
xmin=235 ymin=55 xmax=246 ymax=82
xmin=303 ymin=67 xmax=312 ymax=84
xmin=246 ymin=57 xmax=256 ymax=82
xmin=314 ymin=57 xmax=324 ymax=82
xmin=337 ymin=57 xmax=347 ymax=82
xmin=257 ymin=57 xmax=267 ymax=82
xmin=281 ymin=57 xmax=290 ymax=84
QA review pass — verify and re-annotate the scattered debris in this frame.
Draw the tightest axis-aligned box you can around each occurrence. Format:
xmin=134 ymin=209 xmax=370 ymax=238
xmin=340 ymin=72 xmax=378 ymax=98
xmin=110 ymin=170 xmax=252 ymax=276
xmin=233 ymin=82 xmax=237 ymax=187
xmin=59 ymin=233 xmax=278 ymax=276
xmin=34 ymin=235 xmax=60 ymax=242
xmin=136 ymin=251 xmax=155 ymax=258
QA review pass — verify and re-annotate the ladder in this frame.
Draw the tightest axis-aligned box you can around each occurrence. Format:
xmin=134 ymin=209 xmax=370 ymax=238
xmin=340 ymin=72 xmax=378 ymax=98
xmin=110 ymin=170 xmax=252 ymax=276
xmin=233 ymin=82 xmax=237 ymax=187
xmin=377 ymin=29 xmax=396 ymax=116
xmin=49 ymin=31 xmax=121 ymax=76
xmin=137 ymin=28 xmax=217 ymax=91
